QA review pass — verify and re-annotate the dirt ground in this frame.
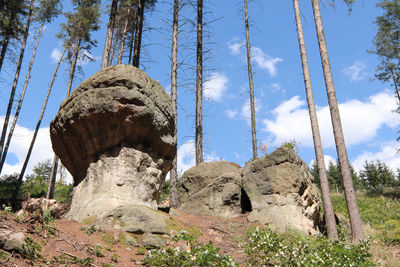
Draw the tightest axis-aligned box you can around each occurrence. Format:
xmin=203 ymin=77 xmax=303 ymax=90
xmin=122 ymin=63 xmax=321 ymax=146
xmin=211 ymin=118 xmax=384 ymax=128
xmin=0 ymin=208 xmax=256 ymax=267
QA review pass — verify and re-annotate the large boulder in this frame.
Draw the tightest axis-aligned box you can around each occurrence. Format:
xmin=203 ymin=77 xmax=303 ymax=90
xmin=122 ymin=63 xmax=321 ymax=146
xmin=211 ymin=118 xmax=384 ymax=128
xmin=178 ymin=161 xmax=246 ymax=218
xmin=242 ymin=148 xmax=320 ymax=235
xmin=50 ymin=65 xmax=176 ymax=228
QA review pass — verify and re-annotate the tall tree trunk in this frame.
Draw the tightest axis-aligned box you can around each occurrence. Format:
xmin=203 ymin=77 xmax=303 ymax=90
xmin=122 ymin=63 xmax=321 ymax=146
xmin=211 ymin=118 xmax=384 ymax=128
xmin=101 ymin=0 xmax=119 ymax=69
xmin=0 ymin=0 xmax=34 ymax=159
xmin=133 ymin=0 xmax=144 ymax=67
xmin=48 ymin=38 xmax=80 ymax=198
xmin=109 ymin=33 xmax=119 ymax=65
xmin=46 ymin=155 xmax=58 ymax=199
xmin=195 ymin=0 xmax=203 ymax=165
xmin=11 ymin=46 xmax=66 ymax=206
xmin=117 ymin=3 xmax=133 ymax=65
xmin=244 ymin=0 xmax=257 ymax=160
xmin=170 ymin=0 xmax=179 ymax=209
xmin=128 ymin=31 xmax=135 ymax=65
xmin=0 ymin=22 xmax=44 ymax=175
xmin=293 ymin=0 xmax=337 ymax=239
xmin=311 ymin=0 xmax=364 ymax=242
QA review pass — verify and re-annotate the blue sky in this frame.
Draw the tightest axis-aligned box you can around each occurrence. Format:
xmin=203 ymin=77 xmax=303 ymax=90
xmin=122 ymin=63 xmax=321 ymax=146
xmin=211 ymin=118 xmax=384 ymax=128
xmin=0 ymin=0 xmax=399 ymax=183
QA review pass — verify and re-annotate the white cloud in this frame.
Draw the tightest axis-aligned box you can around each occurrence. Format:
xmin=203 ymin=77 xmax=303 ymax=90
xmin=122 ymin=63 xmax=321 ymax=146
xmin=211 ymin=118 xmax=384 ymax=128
xmin=225 ymin=109 xmax=238 ymax=119
xmin=50 ymin=48 xmax=61 ymax=63
xmin=177 ymin=140 xmax=219 ymax=174
xmin=251 ymin=47 xmax=283 ymax=77
xmin=342 ymin=61 xmax=367 ymax=82
xmin=0 ymin=117 xmax=73 ymax=183
xmin=228 ymin=41 xmax=244 ymax=55
xmin=263 ymin=90 xmax=400 ymax=148
xmin=204 ymin=73 xmax=229 ymax=102
xmin=241 ymin=98 xmax=261 ymax=123
xmin=352 ymin=142 xmax=400 ymax=172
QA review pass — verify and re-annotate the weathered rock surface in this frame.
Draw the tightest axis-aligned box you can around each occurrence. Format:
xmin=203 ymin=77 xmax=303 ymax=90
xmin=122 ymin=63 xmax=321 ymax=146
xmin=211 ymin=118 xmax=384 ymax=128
xmin=242 ymin=148 xmax=320 ymax=234
xmin=0 ymin=228 xmax=25 ymax=253
xmin=178 ymin=161 xmax=245 ymax=218
xmin=50 ymin=65 xmax=176 ymax=232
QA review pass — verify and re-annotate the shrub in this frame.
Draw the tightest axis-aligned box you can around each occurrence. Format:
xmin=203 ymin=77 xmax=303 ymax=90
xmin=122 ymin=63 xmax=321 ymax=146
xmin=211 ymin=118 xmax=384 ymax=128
xmin=241 ymin=227 xmax=375 ymax=266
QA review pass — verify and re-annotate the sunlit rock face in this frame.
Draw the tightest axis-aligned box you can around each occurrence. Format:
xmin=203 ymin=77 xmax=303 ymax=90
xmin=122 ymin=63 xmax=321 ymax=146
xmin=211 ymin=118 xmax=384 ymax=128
xmin=50 ymin=65 xmax=176 ymax=222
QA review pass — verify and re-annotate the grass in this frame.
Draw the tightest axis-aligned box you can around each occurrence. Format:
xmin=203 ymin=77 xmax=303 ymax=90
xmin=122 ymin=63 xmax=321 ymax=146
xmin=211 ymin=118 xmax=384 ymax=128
xmin=331 ymin=190 xmax=400 ymax=244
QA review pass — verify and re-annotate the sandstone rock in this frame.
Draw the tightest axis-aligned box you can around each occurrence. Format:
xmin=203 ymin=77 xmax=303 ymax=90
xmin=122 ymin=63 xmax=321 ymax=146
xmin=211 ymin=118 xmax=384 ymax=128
xmin=142 ymin=234 xmax=166 ymax=248
xmin=242 ymin=148 xmax=320 ymax=235
xmin=49 ymin=65 xmax=176 ymax=226
xmin=0 ymin=228 xmax=25 ymax=253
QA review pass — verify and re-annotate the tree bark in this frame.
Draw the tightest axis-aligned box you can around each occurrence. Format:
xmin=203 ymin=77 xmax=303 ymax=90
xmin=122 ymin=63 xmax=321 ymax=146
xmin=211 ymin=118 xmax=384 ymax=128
xmin=47 ymin=38 xmax=80 ymax=198
xmin=0 ymin=22 xmax=44 ymax=175
xmin=46 ymin=154 xmax=58 ymax=199
xmin=244 ymin=0 xmax=257 ymax=160
xmin=101 ymin=0 xmax=119 ymax=69
xmin=311 ymin=0 xmax=364 ymax=242
xmin=132 ymin=0 xmax=144 ymax=67
xmin=293 ymin=0 xmax=337 ymax=239
xmin=195 ymin=0 xmax=203 ymax=165
xmin=117 ymin=2 xmax=133 ymax=64
xmin=0 ymin=0 xmax=34 ymax=160
xmin=170 ymin=0 xmax=179 ymax=209
xmin=11 ymin=46 xmax=66 ymax=206
xmin=0 ymin=4 xmax=17 ymax=72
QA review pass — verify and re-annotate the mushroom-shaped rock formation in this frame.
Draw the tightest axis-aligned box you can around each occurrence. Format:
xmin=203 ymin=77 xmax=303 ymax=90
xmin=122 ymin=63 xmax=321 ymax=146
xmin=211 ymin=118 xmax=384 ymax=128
xmin=242 ymin=148 xmax=320 ymax=235
xmin=50 ymin=65 xmax=176 ymax=223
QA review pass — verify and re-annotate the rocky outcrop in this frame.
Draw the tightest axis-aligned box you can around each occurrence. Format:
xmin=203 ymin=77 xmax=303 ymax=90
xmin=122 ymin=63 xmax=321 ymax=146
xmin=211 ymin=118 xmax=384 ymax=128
xmin=178 ymin=161 xmax=245 ymax=218
xmin=0 ymin=227 xmax=25 ymax=253
xmin=50 ymin=65 xmax=176 ymax=231
xmin=242 ymin=148 xmax=320 ymax=235
xmin=178 ymin=148 xmax=320 ymax=235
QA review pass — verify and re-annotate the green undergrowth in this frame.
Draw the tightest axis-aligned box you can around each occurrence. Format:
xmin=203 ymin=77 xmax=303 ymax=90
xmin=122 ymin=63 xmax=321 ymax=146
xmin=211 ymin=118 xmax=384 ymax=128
xmin=242 ymin=227 xmax=375 ymax=266
xmin=331 ymin=191 xmax=400 ymax=244
xmin=142 ymin=231 xmax=236 ymax=267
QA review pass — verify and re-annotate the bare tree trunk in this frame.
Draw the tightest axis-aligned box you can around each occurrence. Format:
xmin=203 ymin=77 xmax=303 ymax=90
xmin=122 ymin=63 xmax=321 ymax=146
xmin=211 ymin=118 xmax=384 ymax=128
xmin=133 ymin=0 xmax=144 ymax=67
xmin=109 ymin=32 xmax=119 ymax=65
xmin=0 ymin=0 xmax=34 ymax=159
xmin=170 ymin=0 xmax=179 ymax=209
xmin=46 ymin=154 xmax=58 ymax=199
xmin=11 ymin=46 xmax=66 ymax=206
xmin=117 ymin=3 xmax=133 ymax=65
xmin=101 ymin=0 xmax=119 ymax=69
xmin=244 ymin=0 xmax=257 ymax=160
xmin=293 ymin=0 xmax=337 ymax=239
xmin=311 ymin=0 xmax=364 ymax=242
xmin=128 ymin=31 xmax=135 ymax=65
xmin=0 ymin=22 xmax=44 ymax=175
xmin=47 ymin=39 xmax=80 ymax=198
xmin=195 ymin=0 xmax=203 ymax=165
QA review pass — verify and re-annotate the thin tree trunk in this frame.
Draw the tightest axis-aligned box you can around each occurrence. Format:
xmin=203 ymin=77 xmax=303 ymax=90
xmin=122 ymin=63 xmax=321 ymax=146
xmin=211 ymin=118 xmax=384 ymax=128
xmin=0 ymin=22 xmax=45 ymax=175
xmin=11 ymin=46 xmax=66 ymax=206
xmin=117 ymin=3 xmax=133 ymax=65
xmin=311 ymin=0 xmax=364 ymax=242
xmin=46 ymin=154 xmax=58 ymax=199
xmin=170 ymin=0 xmax=179 ymax=209
xmin=109 ymin=33 xmax=119 ymax=65
xmin=195 ymin=0 xmax=203 ymax=165
xmin=47 ymin=38 xmax=80 ymax=198
xmin=293 ymin=0 xmax=337 ymax=239
xmin=133 ymin=0 xmax=144 ymax=67
xmin=101 ymin=0 xmax=119 ymax=69
xmin=128 ymin=31 xmax=135 ymax=65
xmin=0 ymin=0 xmax=34 ymax=159
xmin=244 ymin=0 xmax=257 ymax=160
xmin=390 ymin=69 xmax=400 ymax=102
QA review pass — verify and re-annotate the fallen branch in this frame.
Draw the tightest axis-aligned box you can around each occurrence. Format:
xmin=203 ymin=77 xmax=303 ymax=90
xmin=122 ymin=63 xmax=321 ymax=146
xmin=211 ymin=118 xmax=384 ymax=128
xmin=56 ymin=238 xmax=80 ymax=250
xmin=56 ymin=249 xmax=97 ymax=267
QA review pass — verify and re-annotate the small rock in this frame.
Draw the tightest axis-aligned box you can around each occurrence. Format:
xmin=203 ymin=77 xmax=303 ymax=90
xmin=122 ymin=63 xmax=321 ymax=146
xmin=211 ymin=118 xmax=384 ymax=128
xmin=0 ymin=228 xmax=25 ymax=253
xmin=142 ymin=234 xmax=166 ymax=248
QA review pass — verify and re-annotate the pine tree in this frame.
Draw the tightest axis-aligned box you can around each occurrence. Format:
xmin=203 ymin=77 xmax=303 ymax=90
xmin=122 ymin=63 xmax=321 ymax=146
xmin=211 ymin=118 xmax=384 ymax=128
xmin=311 ymin=0 xmax=365 ymax=242
xmin=244 ymin=0 xmax=257 ymax=160
xmin=48 ymin=0 xmax=101 ymax=198
xmin=101 ymin=0 xmax=119 ymax=69
xmin=195 ymin=0 xmax=203 ymax=165
xmin=0 ymin=0 xmax=62 ymax=175
xmin=293 ymin=0 xmax=337 ymax=239
xmin=0 ymin=0 xmax=34 ymax=162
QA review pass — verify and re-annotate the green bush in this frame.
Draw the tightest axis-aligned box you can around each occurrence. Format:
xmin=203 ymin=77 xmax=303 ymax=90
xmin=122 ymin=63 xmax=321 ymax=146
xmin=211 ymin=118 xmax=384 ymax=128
xmin=142 ymin=231 xmax=236 ymax=267
xmin=241 ymin=227 xmax=375 ymax=266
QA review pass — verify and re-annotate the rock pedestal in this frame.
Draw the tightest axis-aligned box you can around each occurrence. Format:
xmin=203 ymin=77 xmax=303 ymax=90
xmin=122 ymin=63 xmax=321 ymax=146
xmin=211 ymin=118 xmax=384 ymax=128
xmin=50 ymin=65 xmax=176 ymax=226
